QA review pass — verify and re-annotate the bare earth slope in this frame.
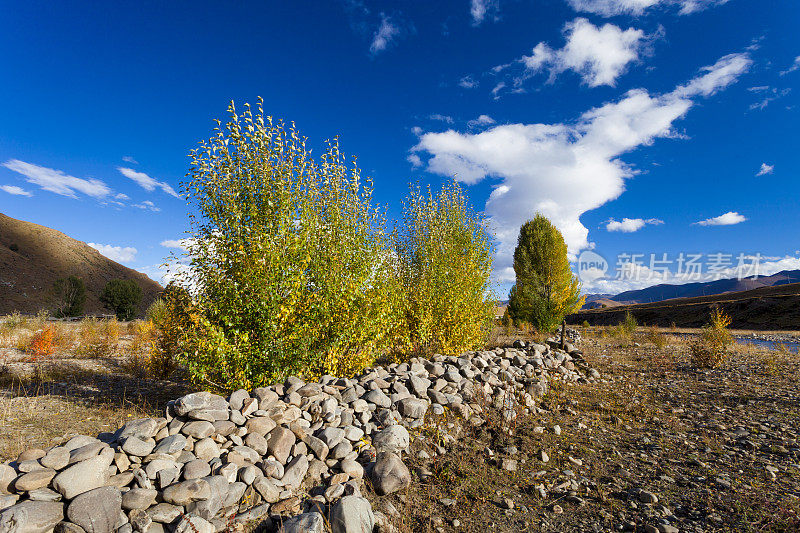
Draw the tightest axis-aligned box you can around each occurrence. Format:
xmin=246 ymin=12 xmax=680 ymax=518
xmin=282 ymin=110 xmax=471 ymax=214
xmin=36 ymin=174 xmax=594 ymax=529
xmin=569 ymin=282 xmax=800 ymax=330
xmin=0 ymin=212 xmax=162 ymax=316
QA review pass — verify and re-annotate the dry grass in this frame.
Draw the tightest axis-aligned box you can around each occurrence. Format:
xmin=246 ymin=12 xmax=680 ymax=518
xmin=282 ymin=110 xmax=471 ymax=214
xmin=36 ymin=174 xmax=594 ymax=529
xmin=0 ymin=314 xmax=194 ymax=461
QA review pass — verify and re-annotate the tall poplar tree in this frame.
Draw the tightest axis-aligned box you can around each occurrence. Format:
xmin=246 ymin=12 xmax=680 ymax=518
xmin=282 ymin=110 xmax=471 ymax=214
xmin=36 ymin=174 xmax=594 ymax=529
xmin=508 ymin=214 xmax=584 ymax=331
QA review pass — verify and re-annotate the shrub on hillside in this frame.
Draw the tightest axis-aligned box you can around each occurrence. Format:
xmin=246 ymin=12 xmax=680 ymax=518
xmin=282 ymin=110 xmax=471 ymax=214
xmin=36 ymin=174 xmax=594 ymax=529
xmin=52 ymin=275 xmax=87 ymax=318
xmin=100 ymin=279 xmax=142 ymax=320
xmin=690 ymin=308 xmax=733 ymax=368
xmin=393 ymin=182 xmax=495 ymax=356
xmin=168 ymin=100 xmax=404 ymax=390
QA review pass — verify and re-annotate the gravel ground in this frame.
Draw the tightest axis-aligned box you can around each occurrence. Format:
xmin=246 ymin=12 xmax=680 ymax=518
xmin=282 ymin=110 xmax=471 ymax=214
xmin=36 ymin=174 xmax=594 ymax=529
xmin=372 ymin=335 xmax=800 ymax=533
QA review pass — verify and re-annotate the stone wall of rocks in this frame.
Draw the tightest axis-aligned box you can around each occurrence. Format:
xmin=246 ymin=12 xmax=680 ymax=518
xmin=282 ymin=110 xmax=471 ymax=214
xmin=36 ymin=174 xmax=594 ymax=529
xmin=0 ymin=340 xmax=597 ymax=533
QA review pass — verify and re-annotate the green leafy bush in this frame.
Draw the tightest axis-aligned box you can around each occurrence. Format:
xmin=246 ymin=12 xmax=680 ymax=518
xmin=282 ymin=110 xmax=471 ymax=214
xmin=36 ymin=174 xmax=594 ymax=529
xmin=99 ymin=279 xmax=142 ymax=320
xmin=394 ymin=182 xmax=495 ymax=356
xmin=170 ymin=100 xmax=404 ymax=390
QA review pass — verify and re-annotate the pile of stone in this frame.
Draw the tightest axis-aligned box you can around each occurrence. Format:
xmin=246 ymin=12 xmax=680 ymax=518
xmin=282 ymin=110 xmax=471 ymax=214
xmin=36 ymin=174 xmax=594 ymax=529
xmin=0 ymin=342 xmax=598 ymax=533
xmin=552 ymin=326 xmax=582 ymax=345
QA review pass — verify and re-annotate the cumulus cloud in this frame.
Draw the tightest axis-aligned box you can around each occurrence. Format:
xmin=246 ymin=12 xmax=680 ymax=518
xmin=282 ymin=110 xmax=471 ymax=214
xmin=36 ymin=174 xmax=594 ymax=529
xmin=118 ymin=167 xmax=179 ymax=198
xmin=694 ymin=211 xmax=746 ymax=226
xmin=470 ymin=0 xmax=499 ymax=26
xmin=606 ymin=217 xmax=663 ymax=232
xmin=1 ymin=185 xmax=32 ymax=197
xmin=411 ymin=52 xmax=751 ymax=283
xmin=2 ymin=159 xmax=111 ymax=199
xmin=88 ymin=243 xmax=137 ymax=264
xmin=369 ymin=14 xmax=399 ymax=55
xmin=521 ymin=18 xmax=649 ymax=87
xmin=566 ymin=0 xmax=728 ymax=17
xmin=756 ymin=163 xmax=774 ymax=176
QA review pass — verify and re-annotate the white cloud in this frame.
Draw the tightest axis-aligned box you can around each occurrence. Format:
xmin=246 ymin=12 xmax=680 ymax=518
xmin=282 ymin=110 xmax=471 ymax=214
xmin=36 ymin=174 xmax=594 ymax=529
xmin=412 ymin=52 xmax=750 ymax=283
xmin=583 ymin=254 xmax=800 ymax=294
xmin=756 ymin=163 xmax=774 ymax=176
xmin=122 ymin=156 xmax=138 ymax=164
xmin=115 ymin=193 xmax=130 ymax=200
xmin=747 ymin=87 xmax=791 ymax=111
xmin=459 ymin=75 xmax=478 ymax=89
xmin=369 ymin=14 xmax=399 ymax=55
xmin=491 ymin=82 xmax=506 ymax=98
xmin=694 ymin=211 xmax=746 ymax=226
xmin=520 ymin=18 xmax=649 ymax=88
xmin=780 ymin=56 xmax=800 ymax=76
xmin=160 ymin=238 xmax=194 ymax=251
xmin=674 ymin=53 xmax=751 ymax=98
xmin=1 ymin=185 xmax=32 ymax=197
xmin=407 ymin=153 xmax=423 ymax=167
xmin=2 ymin=159 xmax=112 ymax=199
xmin=133 ymin=200 xmax=161 ymax=212
xmin=470 ymin=0 xmax=499 ymax=26
xmin=429 ymin=114 xmax=454 ymax=124
xmin=468 ymin=115 xmax=496 ymax=128
xmin=606 ymin=217 xmax=663 ymax=232
xmin=88 ymin=243 xmax=138 ymax=264
xmin=566 ymin=0 xmax=728 ymax=17
xmin=118 ymin=167 xmax=179 ymax=198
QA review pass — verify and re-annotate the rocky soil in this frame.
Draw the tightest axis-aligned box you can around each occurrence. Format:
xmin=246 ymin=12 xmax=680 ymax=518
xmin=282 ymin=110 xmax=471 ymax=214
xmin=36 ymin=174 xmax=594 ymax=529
xmin=386 ymin=337 xmax=800 ymax=533
xmin=2 ymin=330 xmax=798 ymax=533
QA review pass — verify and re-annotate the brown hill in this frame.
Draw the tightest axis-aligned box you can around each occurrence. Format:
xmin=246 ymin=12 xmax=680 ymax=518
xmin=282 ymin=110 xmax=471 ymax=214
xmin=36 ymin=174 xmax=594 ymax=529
xmin=568 ymin=282 xmax=800 ymax=330
xmin=0 ymin=212 xmax=162 ymax=317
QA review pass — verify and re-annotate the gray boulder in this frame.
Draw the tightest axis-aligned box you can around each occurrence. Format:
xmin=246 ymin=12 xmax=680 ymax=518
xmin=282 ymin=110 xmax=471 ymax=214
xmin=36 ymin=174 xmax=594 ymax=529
xmin=330 ymin=495 xmax=375 ymax=533
xmin=281 ymin=511 xmax=325 ymax=533
xmin=370 ymin=452 xmax=411 ymax=496
xmin=52 ymin=455 xmax=112 ymax=499
xmin=66 ymin=487 xmax=121 ymax=533
xmin=372 ymin=425 xmax=409 ymax=454
xmin=0 ymin=501 xmax=64 ymax=533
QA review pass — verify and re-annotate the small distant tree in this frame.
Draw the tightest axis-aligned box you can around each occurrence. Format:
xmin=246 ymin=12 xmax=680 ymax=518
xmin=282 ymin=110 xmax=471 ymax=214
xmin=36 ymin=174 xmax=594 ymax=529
xmin=394 ymin=181 xmax=495 ymax=355
xmin=508 ymin=214 xmax=584 ymax=331
xmin=690 ymin=307 xmax=733 ymax=368
xmin=52 ymin=275 xmax=86 ymax=318
xmin=100 ymin=279 xmax=142 ymax=320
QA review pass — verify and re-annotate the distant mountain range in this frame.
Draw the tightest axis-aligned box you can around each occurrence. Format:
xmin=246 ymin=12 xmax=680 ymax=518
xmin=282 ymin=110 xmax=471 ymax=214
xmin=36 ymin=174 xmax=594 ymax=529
xmin=0 ymin=213 xmax=162 ymax=317
xmin=582 ymin=270 xmax=800 ymax=309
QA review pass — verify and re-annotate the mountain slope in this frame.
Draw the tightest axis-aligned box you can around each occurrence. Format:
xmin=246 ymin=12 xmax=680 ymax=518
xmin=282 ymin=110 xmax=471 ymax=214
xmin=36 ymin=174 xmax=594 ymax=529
xmin=0 ymin=213 xmax=162 ymax=317
xmin=609 ymin=270 xmax=800 ymax=304
xmin=569 ymin=282 xmax=800 ymax=330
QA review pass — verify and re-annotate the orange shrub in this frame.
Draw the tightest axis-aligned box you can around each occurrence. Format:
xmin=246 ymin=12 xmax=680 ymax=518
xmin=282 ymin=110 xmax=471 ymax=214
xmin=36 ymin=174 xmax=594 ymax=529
xmin=24 ymin=326 xmax=56 ymax=358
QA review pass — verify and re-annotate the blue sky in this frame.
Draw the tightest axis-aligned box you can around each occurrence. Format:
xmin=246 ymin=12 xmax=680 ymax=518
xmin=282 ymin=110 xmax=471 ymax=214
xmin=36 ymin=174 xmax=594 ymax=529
xmin=1 ymin=0 xmax=798 ymax=296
